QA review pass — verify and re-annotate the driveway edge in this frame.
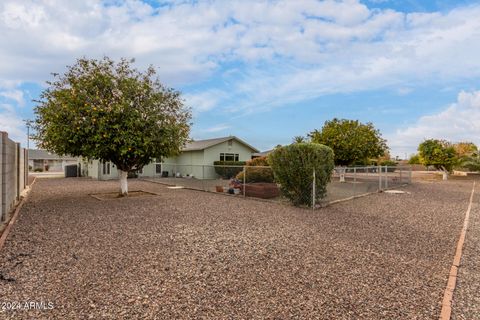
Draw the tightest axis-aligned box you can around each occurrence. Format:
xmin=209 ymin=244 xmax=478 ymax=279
xmin=439 ymin=181 xmax=476 ymax=320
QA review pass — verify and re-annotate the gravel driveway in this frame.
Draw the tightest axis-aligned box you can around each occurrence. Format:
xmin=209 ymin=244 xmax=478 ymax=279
xmin=0 ymin=178 xmax=474 ymax=319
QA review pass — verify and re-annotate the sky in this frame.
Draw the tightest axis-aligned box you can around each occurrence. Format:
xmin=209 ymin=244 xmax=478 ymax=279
xmin=1 ymin=0 xmax=480 ymax=158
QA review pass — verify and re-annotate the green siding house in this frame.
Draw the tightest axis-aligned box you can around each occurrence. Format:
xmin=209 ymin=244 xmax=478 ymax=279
xmin=80 ymin=136 xmax=259 ymax=180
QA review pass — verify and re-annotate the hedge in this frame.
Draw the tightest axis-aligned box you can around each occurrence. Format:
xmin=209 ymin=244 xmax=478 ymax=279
xmin=236 ymin=156 xmax=274 ymax=183
xmin=213 ymin=161 xmax=246 ymax=179
xmin=268 ymin=143 xmax=334 ymax=206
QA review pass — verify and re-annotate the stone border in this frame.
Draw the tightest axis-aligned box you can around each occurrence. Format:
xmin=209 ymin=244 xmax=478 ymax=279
xmin=0 ymin=177 xmax=36 ymax=252
xmin=439 ymin=181 xmax=476 ymax=320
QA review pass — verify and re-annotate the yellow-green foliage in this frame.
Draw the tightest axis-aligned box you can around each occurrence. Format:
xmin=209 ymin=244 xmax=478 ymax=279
xmin=236 ymin=156 xmax=274 ymax=183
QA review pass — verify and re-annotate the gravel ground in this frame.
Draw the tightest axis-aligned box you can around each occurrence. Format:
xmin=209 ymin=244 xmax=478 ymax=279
xmin=452 ymin=186 xmax=480 ymax=320
xmin=0 ymin=178 xmax=474 ymax=319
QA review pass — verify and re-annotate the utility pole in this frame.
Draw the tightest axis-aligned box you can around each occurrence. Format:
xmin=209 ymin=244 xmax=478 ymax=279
xmin=23 ymin=119 xmax=33 ymax=150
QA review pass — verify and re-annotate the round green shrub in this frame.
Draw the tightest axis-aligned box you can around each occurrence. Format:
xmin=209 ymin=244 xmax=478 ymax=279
xmin=213 ymin=161 xmax=246 ymax=179
xmin=236 ymin=156 xmax=274 ymax=183
xmin=268 ymin=143 xmax=334 ymax=206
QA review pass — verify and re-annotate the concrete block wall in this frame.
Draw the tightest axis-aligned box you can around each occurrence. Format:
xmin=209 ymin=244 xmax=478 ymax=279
xmin=1 ymin=131 xmax=28 ymax=222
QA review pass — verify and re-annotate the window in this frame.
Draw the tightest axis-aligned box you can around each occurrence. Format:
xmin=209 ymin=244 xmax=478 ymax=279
xmin=228 ymin=139 xmax=233 ymax=146
xmin=102 ymin=161 xmax=110 ymax=175
xmin=220 ymin=153 xmax=239 ymax=161
xmin=155 ymin=164 xmax=162 ymax=174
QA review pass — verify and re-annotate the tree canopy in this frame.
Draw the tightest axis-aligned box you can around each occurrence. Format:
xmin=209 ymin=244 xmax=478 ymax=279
xmin=308 ymin=118 xmax=388 ymax=166
xmin=453 ymin=142 xmax=477 ymax=158
xmin=418 ymin=139 xmax=457 ymax=173
xmin=34 ymin=57 xmax=191 ymax=195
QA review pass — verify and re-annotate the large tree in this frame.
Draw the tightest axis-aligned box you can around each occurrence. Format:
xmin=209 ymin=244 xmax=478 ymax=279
xmin=308 ymin=118 xmax=388 ymax=166
xmin=34 ymin=57 xmax=191 ymax=195
xmin=418 ymin=139 xmax=457 ymax=180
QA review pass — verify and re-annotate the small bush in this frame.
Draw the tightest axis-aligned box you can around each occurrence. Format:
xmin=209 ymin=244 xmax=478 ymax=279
xmin=379 ymin=160 xmax=397 ymax=166
xmin=408 ymin=154 xmax=421 ymax=165
xmin=268 ymin=143 xmax=334 ymax=206
xmin=34 ymin=168 xmax=43 ymax=172
xmin=236 ymin=156 xmax=274 ymax=183
xmin=213 ymin=161 xmax=246 ymax=179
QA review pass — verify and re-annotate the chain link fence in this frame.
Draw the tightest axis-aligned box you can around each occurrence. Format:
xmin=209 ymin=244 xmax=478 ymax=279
xmin=142 ymin=164 xmax=412 ymax=209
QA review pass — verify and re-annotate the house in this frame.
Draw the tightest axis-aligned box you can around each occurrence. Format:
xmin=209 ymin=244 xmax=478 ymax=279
xmin=80 ymin=136 xmax=259 ymax=180
xmin=28 ymin=149 xmax=78 ymax=172
xmin=252 ymin=149 xmax=273 ymax=158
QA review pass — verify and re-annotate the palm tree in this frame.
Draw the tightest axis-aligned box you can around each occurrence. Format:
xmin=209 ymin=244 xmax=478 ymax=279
xmin=293 ymin=136 xmax=306 ymax=144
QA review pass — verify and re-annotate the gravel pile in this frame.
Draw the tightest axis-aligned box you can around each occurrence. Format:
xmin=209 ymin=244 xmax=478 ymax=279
xmin=452 ymin=188 xmax=480 ymax=320
xmin=0 ymin=178 xmax=473 ymax=319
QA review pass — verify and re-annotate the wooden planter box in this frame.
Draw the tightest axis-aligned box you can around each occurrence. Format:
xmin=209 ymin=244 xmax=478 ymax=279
xmin=241 ymin=183 xmax=280 ymax=199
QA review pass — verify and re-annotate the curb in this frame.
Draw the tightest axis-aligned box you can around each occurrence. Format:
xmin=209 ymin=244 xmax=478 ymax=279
xmin=439 ymin=181 xmax=475 ymax=320
xmin=0 ymin=177 xmax=37 ymax=252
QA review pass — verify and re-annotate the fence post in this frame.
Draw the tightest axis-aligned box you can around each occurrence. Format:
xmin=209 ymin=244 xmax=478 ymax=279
xmin=243 ymin=165 xmax=246 ymax=197
xmin=353 ymin=166 xmax=356 ymax=197
xmin=385 ymin=166 xmax=388 ymax=189
xmin=312 ymin=169 xmax=316 ymax=210
xmin=409 ymin=166 xmax=412 ymax=184
xmin=399 ymin=167 xmax=403 ymax=185
xmin=378 ymin=165 xmax=382 ymax=191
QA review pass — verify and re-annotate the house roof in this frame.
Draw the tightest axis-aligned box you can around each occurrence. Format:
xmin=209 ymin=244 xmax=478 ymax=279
xmin=28 ymin=149 xmax=77 ymax=160
xmin=252 ymin=149 xmax=273 ymax=157
xmin=183 ymin=136 xmax=259 ymax=153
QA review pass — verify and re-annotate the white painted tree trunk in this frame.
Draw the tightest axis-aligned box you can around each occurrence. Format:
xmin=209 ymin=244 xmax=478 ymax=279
xmin=442 ymin=171 xmax=448 ymax=181
xmin=119 ymin=170 xmax=128 ymax=196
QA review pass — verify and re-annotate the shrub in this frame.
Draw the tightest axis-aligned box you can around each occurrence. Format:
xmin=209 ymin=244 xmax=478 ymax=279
xmin=379 ymin=160 xmax=397 ymax=166
xmin=236 ymin=156 xmax=274 ymax=183
xmin=34 ymin=168 xmax=43 ymax=172
xmin=408 ymin=154 xmax=421 ymax=165
xmin=268 ymin=143 xmax=334 ymax=206
xmin=213 ymin=161 xmax=246 ymax=179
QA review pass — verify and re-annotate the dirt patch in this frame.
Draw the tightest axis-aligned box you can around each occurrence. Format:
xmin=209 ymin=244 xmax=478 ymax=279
xmin=89 ymin=190 xmax=158 ymax=200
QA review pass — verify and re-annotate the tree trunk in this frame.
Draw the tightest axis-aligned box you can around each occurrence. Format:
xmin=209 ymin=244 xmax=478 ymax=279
xmin=442 ymin=171 xmax=448 ymax=180
xmin=119 ymin=170 xmax=128 ymax=196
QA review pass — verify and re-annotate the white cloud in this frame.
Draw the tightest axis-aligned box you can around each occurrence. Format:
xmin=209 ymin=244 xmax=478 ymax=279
xmin=201 ymin=124 xmax=230 ymax=133
xmin=0 ymin=89 xmax=25 ymax=106
xmin=184 ymin=90 xmax=228 ymax=113
xmin=1 ymin=0 xmax=480 ymax=140
xmin=0 ymin=103 xmax=25 ymax=143
xmin=389 ymin=90 xmax=480 ymax=157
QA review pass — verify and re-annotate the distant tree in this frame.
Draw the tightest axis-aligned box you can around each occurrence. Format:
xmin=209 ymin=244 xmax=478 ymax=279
xmin=453 ymin=142 xmax=477 ymax=158
xmin=34 ymin=57 xmax=191 ymax=196
xmin=292 ymin=136 xmax=307 ymax=144
xmin=308 ymin=118 xmax=388 ymax=166
xmin=460 ymin=156 xmax=480 ymax=172
xmin=408 ymin=154 xmax=421 ymax=165
xmin=418 ymin=139 xmax=457 ymax=180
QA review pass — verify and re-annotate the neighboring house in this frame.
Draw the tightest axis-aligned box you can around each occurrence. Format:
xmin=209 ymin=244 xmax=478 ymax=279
xmin=252 ymin=149 xmax=273 ymax=158
xmin=81 ymin=136 xmax=259 ymax=180
xmin=28 ymin=149 xmax=78 ymax=172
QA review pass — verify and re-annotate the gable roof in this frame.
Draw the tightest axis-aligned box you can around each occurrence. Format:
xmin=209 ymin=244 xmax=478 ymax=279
xmin=28 ymin=149 xmax=77 ymax=160
xmin=252 ymin=149 xmax=273 ymax=157
xmin=183 ymin=136 xmax=259 ymax=153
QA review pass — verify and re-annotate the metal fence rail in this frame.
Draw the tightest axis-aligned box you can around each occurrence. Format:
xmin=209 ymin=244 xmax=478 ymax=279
xmin=142 ymin=164 xmax=412 ymax=209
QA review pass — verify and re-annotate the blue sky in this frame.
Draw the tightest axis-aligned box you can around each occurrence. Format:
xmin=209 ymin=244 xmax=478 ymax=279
xmin=1 ymin=0 xmax=480 ymax=158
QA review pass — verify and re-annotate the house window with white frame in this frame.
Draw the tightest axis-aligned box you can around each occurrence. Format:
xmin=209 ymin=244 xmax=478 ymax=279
xmin=220 ymin=153 xmax=239 ymax=161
